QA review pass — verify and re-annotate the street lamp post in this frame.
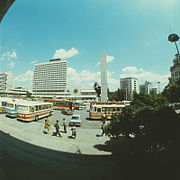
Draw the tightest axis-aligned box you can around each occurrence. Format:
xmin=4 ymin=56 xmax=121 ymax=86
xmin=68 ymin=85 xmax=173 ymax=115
xmin=168 ymin=33 xmax=180 ymax=59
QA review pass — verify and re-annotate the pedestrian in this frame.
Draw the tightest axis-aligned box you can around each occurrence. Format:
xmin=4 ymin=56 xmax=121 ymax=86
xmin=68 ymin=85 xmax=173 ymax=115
xmin=44 ymin=118 xmax=50 ymax=134
xmin=101 ymin=121 xmax=105 ymax=136
xmin=54 ymin=120 xmax=62 ymax=137
xmin=71 ymin=127 xmax=76 ymax=139
xmin=102 ymin=113 xmax=107 ymax=123
xmin=62 ymin=118 xmax=67 ymax=133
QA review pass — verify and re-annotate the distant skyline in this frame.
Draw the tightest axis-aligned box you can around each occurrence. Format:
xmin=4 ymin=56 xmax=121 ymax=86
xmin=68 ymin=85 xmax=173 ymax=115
xmin=0 ymin=0 xmax=180 ymax=91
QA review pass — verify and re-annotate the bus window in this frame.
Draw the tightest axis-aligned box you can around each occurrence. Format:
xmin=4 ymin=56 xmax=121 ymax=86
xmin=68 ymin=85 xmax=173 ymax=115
xmin=30 ymin=106 xmax=34 ymax=112
xmin=113 ymin=108 xmax=116 ymax=112
xmin=102 ymin=107 xmax=106 ymax=112
xmin=97 ymin=108 xmax=101 ymax=112
xmin=109 ymin=107 xmax=113 ymax=112
xmin=2 ymin=101 xmax=6 ymax=106
xmin=35 ymin=106 xmax=38 ymax=111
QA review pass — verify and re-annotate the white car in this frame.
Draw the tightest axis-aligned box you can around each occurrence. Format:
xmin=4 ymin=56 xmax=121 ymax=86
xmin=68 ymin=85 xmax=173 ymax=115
xmin=69 ymin=115 xmax=81 ymax=127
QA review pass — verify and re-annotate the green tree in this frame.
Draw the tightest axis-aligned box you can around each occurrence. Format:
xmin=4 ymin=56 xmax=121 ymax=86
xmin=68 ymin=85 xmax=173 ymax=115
xmin=105 ymin=93 xmax=180 ymax=153
xmin=108 ymin=88 xmax=125 ymax=101
xmin=162 ymin=79 xmax=180 ymax=102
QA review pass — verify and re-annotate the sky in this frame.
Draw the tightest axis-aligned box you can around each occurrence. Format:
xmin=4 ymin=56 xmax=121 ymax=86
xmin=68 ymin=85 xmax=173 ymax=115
xmin=0 ymin=0 xmax=180 ymax=91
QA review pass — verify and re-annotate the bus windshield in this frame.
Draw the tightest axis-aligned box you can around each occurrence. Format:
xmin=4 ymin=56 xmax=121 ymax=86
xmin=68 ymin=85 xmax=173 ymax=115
xmin=6 ymin=103 xmax=14 ymax=108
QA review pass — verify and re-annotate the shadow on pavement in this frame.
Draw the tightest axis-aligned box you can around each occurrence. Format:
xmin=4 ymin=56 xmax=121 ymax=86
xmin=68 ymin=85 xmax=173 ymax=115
xmin=0 ymin=130 xmax=114 ymax=180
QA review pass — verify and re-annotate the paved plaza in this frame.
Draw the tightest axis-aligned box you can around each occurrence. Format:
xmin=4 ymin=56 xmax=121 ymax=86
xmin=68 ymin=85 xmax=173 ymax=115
xmin=0 ymin=109 xmax=111 ymax=155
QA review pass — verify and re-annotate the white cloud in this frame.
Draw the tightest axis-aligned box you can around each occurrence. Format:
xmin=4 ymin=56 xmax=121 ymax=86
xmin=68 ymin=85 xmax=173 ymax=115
xmin=98 ymin=55 xmax=115 ymax=64
xmin=107 ymin=56 xmax=115 ymax=63
xmin=122 ymin=66 xmax=138 ymax=73
xmin=120 ymin=66 xmax=169 ymax=90
xmin=8 ymin=62 xmax=15 ymax=68
xmin=14 ymin=70 xmax=33 ymax=88
xmin=67 ymin=67 xmax=119 ymax=91
xmin=0 ymin=50 xmax=17 ymax=61
xmin=31 ymin=60 xmax=39 ymax=64
xmin=53 ymin=47 xmax=79 ymax=59
xmin=12 ymin=66 xmax=169 ymax=92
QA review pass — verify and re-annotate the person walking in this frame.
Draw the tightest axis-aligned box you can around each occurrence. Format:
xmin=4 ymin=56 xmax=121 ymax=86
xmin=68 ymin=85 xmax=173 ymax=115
xmin=101 ymin=121 xmax=106 ymax=136
xmin=71 ymin=127 xmax=77 ymax=139
xmin=62 ymin=118 xmax=67 ymax=133
xmin=102 ymin=113 xmax=107 ymax=123
xmin=54 ymin=120 xmax=62 ymax=137
xmin=44 ymin=118 xmax=50 ymax=134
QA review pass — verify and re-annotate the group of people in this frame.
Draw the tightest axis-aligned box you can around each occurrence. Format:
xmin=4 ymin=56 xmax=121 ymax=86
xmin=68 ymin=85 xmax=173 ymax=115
xmin=44 ymin=118 xmax=77 ymax=139
xmin=44 ymin=113 xmax=107 ymax=139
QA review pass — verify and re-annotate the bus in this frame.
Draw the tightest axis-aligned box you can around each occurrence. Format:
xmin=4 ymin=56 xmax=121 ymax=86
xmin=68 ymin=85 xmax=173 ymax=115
xmin=17 ymin=101 xmax=54 ymax=121
xmin=89 ymin=101 xmax=130 ymax=120
xmin=44 ymin=99 xmax=74 ymax=110
xmin=0 ymin=97 xmax=9 ymax=114
xmin=73 ymin=102 xmax=86 ymax=110
xmin=5 ymin=99 xmax=27 ymax=118
xmin=90 ymin=100 xmax=130 ymax=108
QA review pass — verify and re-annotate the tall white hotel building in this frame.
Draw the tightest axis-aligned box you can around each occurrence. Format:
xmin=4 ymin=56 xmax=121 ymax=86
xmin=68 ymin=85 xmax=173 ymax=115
xmin=32 ymin=58 xmax=68 ymax=97
xmin=120 ymin=77 xmax=138 ymax=100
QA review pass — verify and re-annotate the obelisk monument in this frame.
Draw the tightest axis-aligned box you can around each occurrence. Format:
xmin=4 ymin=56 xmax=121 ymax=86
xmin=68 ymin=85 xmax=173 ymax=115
xmin=100 ymin=52 xmax=108 ymax=102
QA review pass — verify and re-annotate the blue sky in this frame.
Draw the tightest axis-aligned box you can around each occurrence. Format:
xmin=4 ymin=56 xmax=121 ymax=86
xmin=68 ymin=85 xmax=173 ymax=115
xmin=0 ymin=0 xmax=180 ymax=91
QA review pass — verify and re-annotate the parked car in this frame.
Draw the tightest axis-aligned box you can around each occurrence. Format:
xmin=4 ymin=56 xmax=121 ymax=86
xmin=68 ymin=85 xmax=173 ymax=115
xmin=61 ymin=108 xmax=73 ymax=115
xmin=69 ymin=114 xmax=81 ymax=127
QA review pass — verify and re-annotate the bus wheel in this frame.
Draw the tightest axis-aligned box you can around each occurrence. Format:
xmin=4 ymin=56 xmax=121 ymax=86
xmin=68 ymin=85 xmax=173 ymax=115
xmin=35 ymin=116 xmax=39 ymax=121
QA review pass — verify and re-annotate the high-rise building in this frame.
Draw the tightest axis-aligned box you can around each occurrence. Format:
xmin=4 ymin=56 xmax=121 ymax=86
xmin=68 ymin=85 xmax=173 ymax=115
xmin=169 ymin=54 xmax=180 ymax=83
xmin=151 ymin=88 xmax=158 ymax=94
xmin=0 ymin=71 xmax=13 ymax=92
xmin=120 ymin=77 xmax=138 ymax=100
xmin=32 ymin=59 xmax=68 ymax=97
xmin=139 ymin=81 xmax=152 ymax=94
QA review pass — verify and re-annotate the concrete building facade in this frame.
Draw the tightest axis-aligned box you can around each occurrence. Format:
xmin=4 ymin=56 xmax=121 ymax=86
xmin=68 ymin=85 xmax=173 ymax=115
xmin=151 ymin=88 xmax=158 ymax=94
xmin=120 ymin=77 xmax=138 ymax=100
xmin=32 ymin=59 xmax=68 ymax=97
xmin=169 ymin=54 xmax=180 ymax=83
xmin=0 ymin=71 xmax=13 ymax=92
xmin=100 ymin=52 xmax=108 ymax=102
xmin=67 ymin=88 xmax=96 ymax=101
xmin=139 ymin=81 xmax=152 ymax=94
